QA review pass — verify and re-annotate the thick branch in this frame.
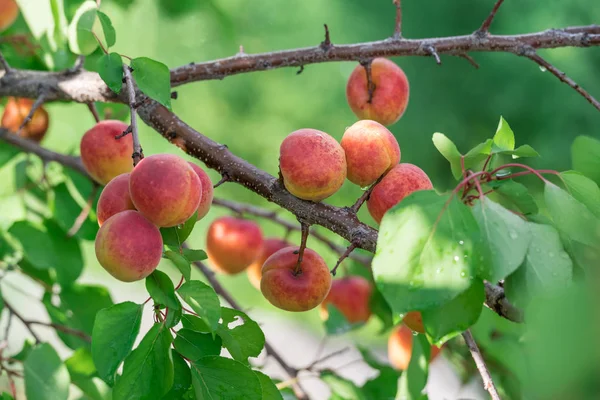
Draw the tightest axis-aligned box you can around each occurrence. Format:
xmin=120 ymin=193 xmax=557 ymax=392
xmin=170 ymin=26 xmax=600 ymax=85
xmin=484 ymin=281 xmax=523 ymax=322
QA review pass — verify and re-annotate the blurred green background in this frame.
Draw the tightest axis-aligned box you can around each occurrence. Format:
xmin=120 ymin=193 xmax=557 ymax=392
xmin=2 ymin=0 xmax=599 ymax=340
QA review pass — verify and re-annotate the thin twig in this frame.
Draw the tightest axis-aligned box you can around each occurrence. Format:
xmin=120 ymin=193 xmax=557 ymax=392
xmin=393 ymin=0 xmax=402 ymax=39
xmin=0 ymin=50 xmax=12 ymax=72
xmin=305 ymin=346 xmax=351 ymax=370
xmin=320 ymin=24 xmax=332 ymax=51
xmin=462 ymin=329 xmax=501 ymax=400
xmin=477 ymin=0 xmax=506 ymax=34
xmin=525 ymin=52 xmax=600 ymax=112
xmin=294 ymin=223 xmax=310 ymax=275
xmin=28 ymin=320 xmax=91 ymax=342
xmin=3 ymin=301 xmax=41 ymax=343
xmin=351 ymin=174 xmax=385 ymax=213
xmin=458 ymin=53 xmax=480 ymax=68
xmin=330 ymin=242 xmax=357 ymax=276
xmin=87 ymin=102 xmax=101 ymax=123
xmin=425 ymin=45 xmax=442 ymax=65
xmin=213 ymin=174 xmax=230 ymax=188
xmin=67 ymin=183 xmax=99 ymax=237
xmin=16 ymin=92 xmax=47 ymax=135
xmin=122 ymin=65 xmax=143 ymax=165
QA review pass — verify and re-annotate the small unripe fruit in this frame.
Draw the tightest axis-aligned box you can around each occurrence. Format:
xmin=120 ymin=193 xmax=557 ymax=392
xmin=1 ymin=97 xmax=49 ymax=143
xmin=129 ymin=154 xmax=202 ymax=228
xmin=0 ymin=0 xmax=19 ymax=32
xmin=403 ymin=311 xmax=424 ymax=333
xmin=95 ymin=211 xmax=163 ymax=282
xmin=341 ymin=120 xmax=401 ymax=187
xmin=388 ymin=325 xmax=441 ymax=370
xmin=206 ymin=216 xmax=264 ymax=274
xmin=367 ymin=163 xmax=433 ymax=224
xmin=80 ymin=120 xmax=133 ymax=185
xmin=261 ymin=246 xmax=332 ymax=312
xmin=188 ymin=162 xmax=214 ymax=220
xmin=279 ymin=129 xmax=347 ymax=201
xmin=96 ymin=173 xmax=136 ymax=226
xmin=320 ymin=276 xmax=372 ymax=323
xmin=247 ymin=238 xmax=290 ymax=290
xmin=346 ymin=58 xmax=410 ymax=126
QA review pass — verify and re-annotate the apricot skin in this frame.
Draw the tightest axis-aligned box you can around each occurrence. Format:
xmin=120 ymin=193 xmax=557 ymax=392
xmin=320 ymin=276 xmax=372 ymax=323
xmin=80 ymin=120 xmax=133 ymax=185
xmin=279 ymin=129 xmax=347 ymax=201
xmin=247 ymin=238 xmax=290 ymax=290
xmin=206 ymin=217 xmax=264 ymax=275
xmin=129 ymin=154 xmax=202 ymax=228
xmin=95 ymin=210 xmax=163 ymax=282
xmin=261 ymin=246 xmax=332 ymax=312
xmin=403 ymin=311 xmax=425 ymax=333
xmin=388 ymin=325 xmax=441 ymax=370
xmin=0 ymin=0 xmax=19 ymax=32
xmin=97 ymin=173 xmax=136 ymax=226
xmin=188 ymin=162 xmax=213 ymax=220
xmin=1 ymin=98 xmax=49 ymax=143
xmin=341 ymin=120 xmax=401 ymax=187
xmin=346 ymin=58 xmax=410 ymax=126
xmin=367 ymin=163 xmax=433 ymax=224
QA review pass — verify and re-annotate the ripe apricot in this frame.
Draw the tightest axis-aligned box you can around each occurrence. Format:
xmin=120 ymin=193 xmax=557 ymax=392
xmin=96 ymin=173 xmax=136 ymax=226
xmin=320 ymin=276 xmax=372 ymax=323
xmin=247 ymin=238 xmax=290 ymax=290
xmin=1 ymin=97 xmax=49 ymax=143
xmin=188 ymin=162 xmax=213 ymax=220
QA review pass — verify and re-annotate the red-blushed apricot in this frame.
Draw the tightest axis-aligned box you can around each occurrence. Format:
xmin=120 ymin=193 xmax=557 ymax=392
xmin=346 ymin=58 xmax=410 ymax=126
xmin=261 ymin=246 xmax=332 ymax=312
xmin=388 ymin=325 xmax=441 ymax=370
xmin=80 ymin=120 xmax=133 ymax=185
xmin=188 ymin=162 xmax=213 ymax=220
xmin=367 ymin=163 xmax=433 ymax=224
xmin=206 ymin=216 xmax=264 ymax=274
xmin=247 ymin=238 xmax=290 ymax=290
xmin=341 ymin=120 xmax=401 ymax=187
xmin=403 ymin=311 xmax=425 ymax=333
xmin=97 ymin=173 xmax=136 ymax=226
xmin=279 ymin=129 xmax=347 ymax=201
xmin=0 ymin=0 xmax=19 ymax=32
xmin=320 ymin=276 xmax=372 ymax=323
xmin=94 ymin=210 xmax=163 ymax=282
xmin=1 ymin=97 xmax=49 ymax=143
xmin=129 ymin=154 xmax=202 ymax=228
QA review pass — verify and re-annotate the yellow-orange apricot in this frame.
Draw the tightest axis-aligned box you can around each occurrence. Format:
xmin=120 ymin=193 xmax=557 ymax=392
xmin=1 ymin=97 xmax=49 ymax=143
xmin=247 ymin=238 xmax=290 ymax=290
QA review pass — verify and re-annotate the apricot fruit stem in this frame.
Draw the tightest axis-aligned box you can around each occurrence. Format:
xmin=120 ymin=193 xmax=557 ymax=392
xmin=330 ymin=242 xmax=357 ymax=276
xmin=359 ymin=60 xmax=376 ymax=104
xmin=293 ymin=222 xmax=310 ymax=275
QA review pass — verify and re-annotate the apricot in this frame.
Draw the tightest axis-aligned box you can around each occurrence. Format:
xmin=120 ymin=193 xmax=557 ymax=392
xmin=367 ymin=163 xmax=433 ymax=224
xmin=95 ymin=210 xmax=163 ymax=282
xmin=1 ymin=97 xmax=49 ymax=143
xmin=0 ymin=0 xmax=19 ymax=32
xmin=129 ymin=154 xmax=202 ymax=228
xmin=279 ymin=129 xmax=346 ymax=201
xmin=320 ymin=276 xmax=372 ymax=323
xmin=346 ymin=58 xmax=410 ymax=126
xmin=96 ymin=173 xmax=136 ymax=226
xmin=247 ymin=238 xmax=290 ymax=290
xmin=403 ymin=311 xmax=424 ymax=333
xmin=206 ymin=216 xmax=264 ymax=274
xmin=341 ymin=120 xmax=401 ymax=187
xmin=388 ymin=325 xmax=441 ymax=370
xmin=261 ymin=246 xmax=332 ymax=312
xmin=188 ymin=162 xmax=213 ymax=220
xmin=80 ymin=120 xmax=133 ymax=185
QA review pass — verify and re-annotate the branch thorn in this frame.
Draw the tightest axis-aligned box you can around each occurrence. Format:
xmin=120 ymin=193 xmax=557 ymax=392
xmin=320 ymin=24 xmax=332 ymax=51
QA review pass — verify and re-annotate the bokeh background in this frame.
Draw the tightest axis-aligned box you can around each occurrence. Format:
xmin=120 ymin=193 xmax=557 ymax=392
xmin=1 ymin=0 xmax=599 ymax=398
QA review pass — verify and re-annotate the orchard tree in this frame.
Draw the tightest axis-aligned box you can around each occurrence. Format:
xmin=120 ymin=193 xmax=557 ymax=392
xmin=0 ymin=0 xmax=599 ymax=399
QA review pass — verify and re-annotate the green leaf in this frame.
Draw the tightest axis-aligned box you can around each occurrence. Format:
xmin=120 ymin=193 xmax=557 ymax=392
xmin=67 ymin=1 xmax=99 ymax=55
xmin=191 ymin=356 xmax=262 ymax=400
xmin=216 ymin=307 xmax=265 ymax=363
xmin=492 ymin=117 xmax=515 ymax=152
xmin=182 ymin=248 xmax=207 ymax=262
xmin=163 ymin=351 xmax=192 ymax=400
xmin=358 ymin=347 xmax=400 ymax=400
xmin=560 ymin=171 xmax=600 ymax=219
xmin=422 ymin=279 xmax=484 ymax=345
xmin=8 ymin=221 xmax=56 ymax=269
xmin=52 ymin=182 xmax=98 ymax=241
xmin=96 ymin=11 xmax=116 ymax=47
xmin=254 ymin=371 xmax=284 ymax=400
xmin=432 ymin=133 xmax=463 ymax=180
xmin=173 ymin=329 xmax=222 ymax=361
xmin=322 ymin=371 xmax=367 ymax=400
xmin=369 ymin=287 xmax=394 ymax=333
xmin=397 ymin=335 xmax=429 ymax=400
xmin=324 ymin=304 xmax=361 ymax=335
xmin=572 ymin=135 xmax=600 ymax=186
xmin=165 ymin=300 xmax=182 ymax=329
xmin=509 ymin=144 xmax=539 ymax=158
xmin=492 ymin=180 xmax=538 ymax=215
xmin=164 ymin=251 xmax=191 ymax=282
xmin=181 ymin=314 xmax=210 ymax=333
xmin=505 ymin=223 xmax=573 ymax=308
xmin=92 ymin=302 xmax=143 ymax=386
xmin=10 ymin=339 xmax=34 ymax=362
xmin=160 ymin=211 xmax=198 ymax=248
xmin=177 ymin=280 xmax=220 ymax=332
xmin=146 ymin=270 xmax=180 ymax=310
xmin=463 ymin=139 xmax=493 ymax=171
xmin=472 ymin=198 xmax=531 ymax=282
xmin=113 ymin=323 xmax=174 ymax=400
xmin=97 ymin=52 xmax=123 ymax=93
xmin=373 ymin=191 xmax=481 ymax=314
xmin=24 ymin=343 xmax=70 ymax=400
xmin=131 ymin=57 xmax=172 ymax=109
xmin=66 ymin=348 xmax=111 ymax=400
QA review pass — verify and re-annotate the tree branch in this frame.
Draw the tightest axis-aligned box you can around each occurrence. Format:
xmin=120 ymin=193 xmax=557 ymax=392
xmin=484 ymin=281 xmax=523 ymax=322
xmin=122 ymin=65 xmax=143 ymax=165
xmin=0 ymin=50 xmax=12 ymax=72
xmin=3 ymin=300 xmax=41 ymax=343
xmin=477 ymin=0 xmax=506 ymax=34
xmin=462 ymin=329 xmax=501 ymax=400
xmin=393 ymin=0 xmax=402 ymax=39
xmin=16 ymin=91 xmax=46 ymax=134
